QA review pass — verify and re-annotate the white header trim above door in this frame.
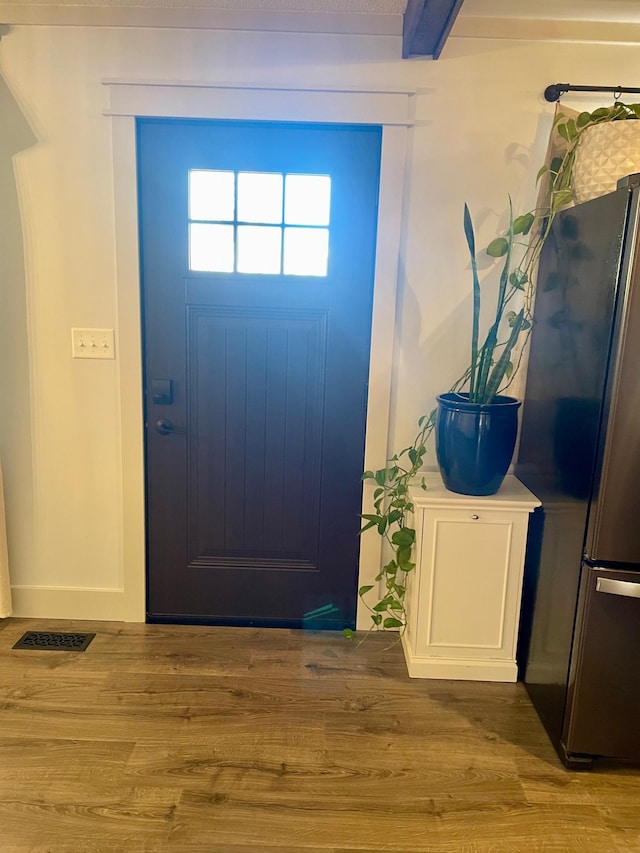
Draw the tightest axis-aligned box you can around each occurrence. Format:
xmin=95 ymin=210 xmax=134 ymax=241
xmin=105 ymin=80 xmax=411 ymax=630
xmin=105 ymin=81 xmax=416 ymax=126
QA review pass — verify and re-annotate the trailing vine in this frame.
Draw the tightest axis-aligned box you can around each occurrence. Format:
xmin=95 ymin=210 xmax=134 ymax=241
xmin=346 ymin=102 xmax=640 ymax=640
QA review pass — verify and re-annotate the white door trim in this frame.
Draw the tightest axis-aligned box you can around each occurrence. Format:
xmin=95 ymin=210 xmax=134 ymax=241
xmin=106 ymin=81 xmax=414 ymax=628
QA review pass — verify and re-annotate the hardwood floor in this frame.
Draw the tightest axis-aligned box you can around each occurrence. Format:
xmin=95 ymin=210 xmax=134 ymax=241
xmin=0 ymin=617 xmax=639 ymax=852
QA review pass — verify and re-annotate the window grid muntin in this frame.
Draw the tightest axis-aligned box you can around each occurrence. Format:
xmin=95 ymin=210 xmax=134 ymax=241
xmin=188 ymin=168 xmax=330 ymax=277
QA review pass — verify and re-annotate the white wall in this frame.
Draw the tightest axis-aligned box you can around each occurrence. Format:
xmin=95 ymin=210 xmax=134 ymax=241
xmin=0 ymin=23 xmax=638 ymax=618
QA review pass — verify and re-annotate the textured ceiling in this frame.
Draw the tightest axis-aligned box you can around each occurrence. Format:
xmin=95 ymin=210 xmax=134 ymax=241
xmin=6 ymin=0 xmax=640 ymax=18
xmin=461 ymin=0 xmax=640 ymax=23
xmin=0 ymin=0 xmax=408 ymax=9
xmin=2 ymin=0 xmax=640 ymax=46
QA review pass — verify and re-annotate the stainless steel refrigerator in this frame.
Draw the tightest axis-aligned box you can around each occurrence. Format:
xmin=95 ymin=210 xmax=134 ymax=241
xmin=516 ymin=173 xmax=640 ymax=769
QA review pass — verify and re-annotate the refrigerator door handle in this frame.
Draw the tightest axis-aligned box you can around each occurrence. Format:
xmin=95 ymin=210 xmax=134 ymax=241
xmin=596 ymin=576 xmax=640 ymax=598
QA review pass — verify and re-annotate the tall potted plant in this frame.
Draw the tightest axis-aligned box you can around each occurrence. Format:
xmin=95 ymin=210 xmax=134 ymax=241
xmin=435 ymin=202 xmax=527 ymax=496
xmin=351 ymin=102 xmax=640 ymax=639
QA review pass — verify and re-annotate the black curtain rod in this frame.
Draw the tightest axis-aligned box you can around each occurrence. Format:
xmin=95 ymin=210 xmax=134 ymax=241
xmin=544 ymin=83 xmax=640 ymax=103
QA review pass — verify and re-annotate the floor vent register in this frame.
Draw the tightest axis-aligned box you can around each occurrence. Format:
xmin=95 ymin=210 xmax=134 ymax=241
xmin=12 ymin=631 xmax=96 ymax=652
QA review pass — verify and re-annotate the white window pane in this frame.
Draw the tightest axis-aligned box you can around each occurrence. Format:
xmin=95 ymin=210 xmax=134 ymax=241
xmin=189 ymin=223 xmax=235 ymax=272
xmin=283 ymin=228 xmax=329 ymax=277
xmin=237 ymin=225 xmax=282 ymax=274
xmin=285 ymin=175 xmax=331 ymax=226
xmin=237 ymin=172 xmax=283 ymax=224
xmin=189 ymin=170 xmax=235 ymax=221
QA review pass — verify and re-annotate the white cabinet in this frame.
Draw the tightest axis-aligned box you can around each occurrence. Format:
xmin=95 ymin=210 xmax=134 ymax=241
xmin=402 ymin=473 xmax=540 ymax=682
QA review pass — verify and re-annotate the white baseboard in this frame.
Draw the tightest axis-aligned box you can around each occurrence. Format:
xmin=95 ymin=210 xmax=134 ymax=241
xmin=10 ymin=585 xmax=144 ymax=622
xmin=401 ymin=633 xmax=518 ymax=682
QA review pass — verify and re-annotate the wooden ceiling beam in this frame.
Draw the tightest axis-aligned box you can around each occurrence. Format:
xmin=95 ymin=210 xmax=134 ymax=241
xmin=403 ymin=0 xmax=465 ymax=58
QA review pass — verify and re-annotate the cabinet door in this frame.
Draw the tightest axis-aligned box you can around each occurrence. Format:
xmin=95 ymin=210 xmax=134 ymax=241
xmin=414 ymin=508 xmax=530 ymax=661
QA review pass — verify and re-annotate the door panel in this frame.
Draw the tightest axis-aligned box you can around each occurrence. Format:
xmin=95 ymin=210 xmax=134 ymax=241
xmin=138 ymin=118 xmax=381 ymax=627
xmin=188 ymin=307 xmax=325 ymax=570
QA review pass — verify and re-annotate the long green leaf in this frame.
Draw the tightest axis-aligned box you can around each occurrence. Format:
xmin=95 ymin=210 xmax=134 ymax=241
xmin=463 ymin=203 xmax=481 ymax=399
xmin=483 ymin=308 xmax=525 ymax=401
xmin=475 ymin=330 xmax=496 ymax=402
xmin=475 ymin=202 xmax=515 ymax=401
xmin=495 ymin=200 xmax=514 ymax=327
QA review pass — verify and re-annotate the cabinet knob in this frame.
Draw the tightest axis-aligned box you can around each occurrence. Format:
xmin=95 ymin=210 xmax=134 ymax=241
xmin=471 ymin=514 xmax=479 ymax=520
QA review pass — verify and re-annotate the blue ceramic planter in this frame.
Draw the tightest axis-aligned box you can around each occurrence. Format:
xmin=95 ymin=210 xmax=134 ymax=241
xmin=435 ymin=393 xmax=521 ymax=496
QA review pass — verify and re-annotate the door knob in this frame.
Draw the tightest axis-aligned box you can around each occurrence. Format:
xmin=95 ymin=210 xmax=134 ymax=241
xmin=154 ymin=418 xmax=185 ymax=436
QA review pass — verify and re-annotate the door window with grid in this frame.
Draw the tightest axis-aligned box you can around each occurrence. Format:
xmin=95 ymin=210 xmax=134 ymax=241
xmin=188 ymin=170 xmax=331 ymax=277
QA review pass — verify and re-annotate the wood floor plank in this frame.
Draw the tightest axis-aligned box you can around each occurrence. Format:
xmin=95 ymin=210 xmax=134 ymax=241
xmin=169 ymin=794 xmax=617 ymax=852
xmin=0 ymin=673 xmax=107 ymax=705
xmin=0 ymin=737 xmax=134 ymax=783
xmin=0 ymin=789 xmax=175 ymax=851
xmin=597 ymin=805 xmax=640 ymax=852
xmin=123 ymin=732 xmax=524 ymax=805
xmin=584 ymin=762 xmax=640 ymax=805
xmin=517 ymin=754 xmax=598 ymax=804
xmin=122 ymin=732 xmax=327 ymax=791
xmin=96 ymin=671 xmax=448 ymax=713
